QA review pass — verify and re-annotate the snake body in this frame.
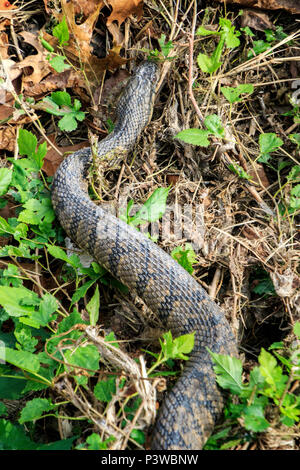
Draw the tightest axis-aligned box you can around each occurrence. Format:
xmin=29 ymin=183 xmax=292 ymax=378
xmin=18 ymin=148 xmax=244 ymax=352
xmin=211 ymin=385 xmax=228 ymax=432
xmin=51 ymin=62 xmax=238 ymax=449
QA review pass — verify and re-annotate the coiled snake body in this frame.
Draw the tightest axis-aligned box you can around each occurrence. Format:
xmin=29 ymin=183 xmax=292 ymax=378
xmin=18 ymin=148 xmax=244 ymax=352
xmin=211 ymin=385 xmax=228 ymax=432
xmin=51 ymin=62 xmax=238 ymax=450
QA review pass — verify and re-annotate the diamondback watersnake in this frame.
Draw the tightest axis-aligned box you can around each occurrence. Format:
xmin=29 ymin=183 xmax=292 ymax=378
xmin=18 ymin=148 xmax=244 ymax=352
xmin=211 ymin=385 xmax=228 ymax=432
xmin=51 ymin=61 xmax=238 ymax=450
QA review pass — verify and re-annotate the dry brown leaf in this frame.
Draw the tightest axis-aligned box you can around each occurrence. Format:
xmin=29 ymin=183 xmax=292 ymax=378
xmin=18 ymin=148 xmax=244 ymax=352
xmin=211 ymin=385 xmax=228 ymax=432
xmin=0 ymin=0 xmax=16 ymax=10
xmin=215 ymin=0 xmax=300 ymax=14
xmin=14 ymin=31 xmax=52 ymax=85
xmin=240 ymin=9 xmax=275 ymax=32
xmin=107 ymin=0 xmax=144 ymax=26
xmin=42 ymin=134 xmax=89 ymax=176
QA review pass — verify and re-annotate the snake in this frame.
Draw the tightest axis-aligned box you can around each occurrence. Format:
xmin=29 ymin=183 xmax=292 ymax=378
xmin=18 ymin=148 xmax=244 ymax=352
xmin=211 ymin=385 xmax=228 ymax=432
xmin=51 ymin=61 xmax=238 ymax=450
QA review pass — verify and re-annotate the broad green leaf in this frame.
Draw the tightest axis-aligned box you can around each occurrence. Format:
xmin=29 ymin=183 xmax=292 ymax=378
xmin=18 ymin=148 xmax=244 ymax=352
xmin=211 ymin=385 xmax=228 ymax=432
xmin=208 ymin=350 xmax=244 ymax=394
xmin=94 ymin=377 xmax=116 ymax=402
xmin=19 ymin=398 xmax=55 ymax=424
xmin=133 ymin=187 xmax=170 ymax=223
xmin=2 ymin=347 xmax=40 ymax=373
xmin=258 ymin=133 xmax=283 ymax=163
xmin=175 ymin=128 xmax=210 ymax=147
xmin=0 ymin=286 xmax=39 ymax=317
xmin=31 ymin=293 xmax=58 ymax=327
xmin=196 ymin=26 xmax=220 ymax=36
xmin=197 ymin=52 xmax=222 ymax=74
xmin=86 ymin=285 xmax=100 ymax=326
xmin=64 ymin=344 xmax=100 ymax=375
xmin=243 ymin=404 xmax=270 ymax=432
xmin=18 ymin=197 xmax=55 ymax=225
xmin=52 ymin=16 xmax=69 ymax=46
xmin=48 ymin=54 xmax=71 ymax=72
xmin=221 ymin=84 xmax=254 ymax=103
xmin=0 ymin=419 xmax=36 ymax=450
xmin=0 ymin=168 xmax=12 ymax=195
xmin=18 ymin=129 xmax=37 ymax=158
xmin=71 ymin=279 xmax=96 ymax=305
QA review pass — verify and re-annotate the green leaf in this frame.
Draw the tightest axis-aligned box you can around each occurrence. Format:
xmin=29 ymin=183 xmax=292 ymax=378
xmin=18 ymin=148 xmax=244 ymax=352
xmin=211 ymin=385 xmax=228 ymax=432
xmin=243 ymin=404 xmax=270 ymax=432
xmin=175 ymin=128 xmax=210 ymax=147
xmin=219 ymin=18 xmax=240 ymax=48
xmin=258 ymin=348 xmax=287 ymax=396
xmin=258 ymin=133 xmax=283 ymax=163
xmin=52 ymin=16 xmax=69 ymax=46
xmin=204 ymin=114 xmax=225 ymax=138
xmin=0 ymin=402 xmax=7 ymax=416
xmin=94 ymin=376 xmax=116 ymax=402
xmin=19 ymin=398 xmax=56 ymax=424
xmin=196 ymin=26 xmax=220 ymax=36
xmin=294 ymin=322 xmax=300 ymax=338
xmin=40 ymin=91 xmax=85 ymax=133
xmin=71 ymin=279 xmax=96 ymax=306
xmin=14 ymin=324 xmax=38 ymax=353
xmin=197 ymin=52 xmax=222 ymax=74
xmin=171 ymin=243 xmax=196 ymax=274
xmin=2 ymin=346 xmax=40 ymax=374
xmin=31 ymin=293 xmax=58 ymax=327
xmin=64 ymin=344 xmax=100 ymax=375
xmin=160 ymin=331 xmax=195 ymax=361
xmin=18 ymin=129 xmax=37 ymax=158
xmin=0 ymin=419 xmax=36 ymax=449
xmin=208 ymin=350 xmax=244 ymax=394
xmin=130 ymin=429 xmax=145 ymax=445
xmin=221 ymin=84 xmax=254 ymax=103
xmin=86 ymin=285 xmax=100 ymax=326
xmin=48 ymin=54 xmax=71 ymax=72
xmin=289 ymin=134 xmax=300 ymax=148
xmin=228 ymin=163 xmax=252 ymax=181
xmin=18 ymin=197 xmax=55 ymax=225
xmin=0 ymin=168 xmax=12 ymax=195
xmin=158 ymin=34 xmax=174 ymax=57
xmin=133 ymin=187 xmax=170 ymax=224
xmin=0 ymin=286 xmax=39 ymax=317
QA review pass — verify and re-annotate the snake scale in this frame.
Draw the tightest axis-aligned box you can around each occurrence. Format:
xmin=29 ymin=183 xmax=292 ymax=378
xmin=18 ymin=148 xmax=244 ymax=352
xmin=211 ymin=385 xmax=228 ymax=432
xmin=51 ymin=61 xmax=238 ymax=450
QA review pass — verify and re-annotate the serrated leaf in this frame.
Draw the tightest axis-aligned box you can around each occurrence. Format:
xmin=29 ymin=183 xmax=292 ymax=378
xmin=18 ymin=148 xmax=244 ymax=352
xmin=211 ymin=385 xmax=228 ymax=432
xmin=52 ymin=15 xmax=69 ymax=46
xmin=208 ymin=349 xmax=244 ymax=394
xmin=2 ymin=347 xmax=40 ymax=374
xmin=48 ymin=54 xmax=71 ymax=72
xmin=19 ymin=398 xmax=55 ymax=424
xmin=243 ymin=404 xmax=270 ymax=432
xmin=0 ymin=168 xmax=12 ymax=196
xmin=94 ymin=376 xmax=116 ymax=402
xmin=0 ymin=286 xmax=38 ymax=317
xmin=175 ymin=128 xmax=210 ymax=146
xmin=171 ymin=243 xmax=196 ymax=274
xmin=64 ymin=344 xmax=100 ymax=375
xmin=18 ymin=198 xmax=55 ymax=225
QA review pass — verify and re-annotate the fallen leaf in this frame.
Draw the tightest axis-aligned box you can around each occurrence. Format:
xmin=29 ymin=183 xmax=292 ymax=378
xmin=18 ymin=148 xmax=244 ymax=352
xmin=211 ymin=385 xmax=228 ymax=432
xmin=215 ymin=0 xmax=300 ymax=14
xmin=42 ymin=134 xmax=90 ymax=176
xmin=240 ymin=9 xmax=275 ymax=32
xmin=107 ymin=0 xmax=144 ymax=26
xmin=13 ymin=31 xmax=52 ymax=85
xmin=0 ymin=0 xmax=16 ymax=10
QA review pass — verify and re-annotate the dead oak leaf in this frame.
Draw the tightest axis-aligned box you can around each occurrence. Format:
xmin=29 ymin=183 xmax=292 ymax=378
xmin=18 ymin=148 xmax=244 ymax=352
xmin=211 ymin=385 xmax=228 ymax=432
xmin=14 ymin=31 xmax=52 ymax=85
xmin=107 ymin=0 xmax=144 ymax=26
